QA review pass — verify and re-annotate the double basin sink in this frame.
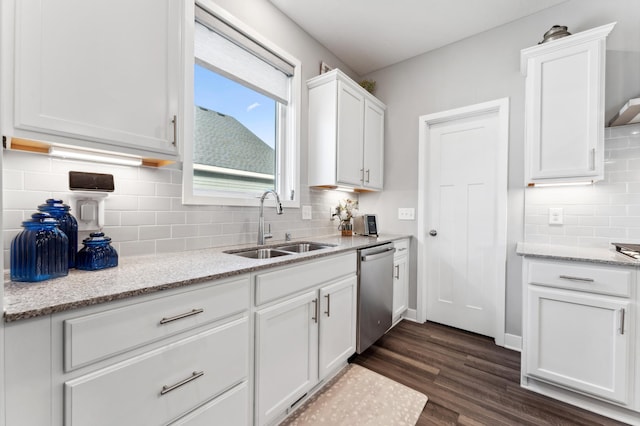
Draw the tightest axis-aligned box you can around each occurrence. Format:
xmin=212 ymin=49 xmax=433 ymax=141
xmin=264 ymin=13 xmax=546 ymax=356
xmin=224 ymin=242 xmax=335 ymax=259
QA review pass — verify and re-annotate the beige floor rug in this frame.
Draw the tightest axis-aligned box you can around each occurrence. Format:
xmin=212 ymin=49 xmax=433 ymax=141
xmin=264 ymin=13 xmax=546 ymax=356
xmin=280 ymin=364 xmax=428 ymax=426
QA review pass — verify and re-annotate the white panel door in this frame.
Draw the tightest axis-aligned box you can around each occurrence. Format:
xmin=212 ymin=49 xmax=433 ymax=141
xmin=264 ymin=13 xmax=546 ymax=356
xmin=336 ymin=81 xmax=364 ymax=186
xmin=318 ymin=275 xmax=357 ymax=380
xmin=426 ymin=111 xmax=501 ymax=337
xmin=526 ymin=286 xmax=631 ymax=404
xmin=255 ymin=291 xmax=319 ymax=426
xmin=363 ymin=99 xmax=384 ymax=189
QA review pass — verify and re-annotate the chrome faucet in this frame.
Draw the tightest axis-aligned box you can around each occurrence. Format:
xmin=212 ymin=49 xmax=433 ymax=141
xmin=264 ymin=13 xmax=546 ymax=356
xmin=258 ymin=190 xmax=283 ymax=245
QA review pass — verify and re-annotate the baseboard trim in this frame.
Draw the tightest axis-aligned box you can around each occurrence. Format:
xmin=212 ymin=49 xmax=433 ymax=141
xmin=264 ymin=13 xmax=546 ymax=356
xmin=403 ymin=309 xmax=418 ymax=322
xmin=504 ymin=333 xmax=522 ymax=352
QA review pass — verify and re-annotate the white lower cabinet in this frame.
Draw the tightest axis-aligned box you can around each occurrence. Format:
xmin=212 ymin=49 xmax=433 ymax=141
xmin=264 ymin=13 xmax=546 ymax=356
xmin=254 ymin=253 xmax=358 ymax=426
xmin=65 ymin=318 xmax=248 ymax=426
xmin=522 ymin=257 xmax=638 ymax=422
xmin=255 ymin=291 xmax=319 ymax=426
xmin=318 ymin=276 xmax=358 ymax=380
xmin=392 ymin=239 xmax=409 ymax=324
xmin=4 ymin=275 xmax=251 ymax=426
xmin=526 ymin=286 xmax=631 ymax=404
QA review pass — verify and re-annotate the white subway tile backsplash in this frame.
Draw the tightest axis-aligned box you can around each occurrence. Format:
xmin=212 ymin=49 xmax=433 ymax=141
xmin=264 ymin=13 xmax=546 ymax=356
xmin=139 ymin=225 xmax=171 ymax=240
xmin=139 ymin=196 xmax=171 ymax=212
xmin=4 ymin=190 xmax=51 ymax=211
xmin=2 ymin=150 xmax=349 ymax=260
xmin=121 ymin=211 xmax=156 ymax=226
xmin=525 ymin=135 xmax=640 ymax=248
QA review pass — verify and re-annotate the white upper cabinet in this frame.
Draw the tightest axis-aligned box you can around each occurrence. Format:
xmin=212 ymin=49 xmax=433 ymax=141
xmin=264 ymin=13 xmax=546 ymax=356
xmin=521 ymin=23 xmax=615 ymax=185
xmin=2 ymin=0 xmax=182 ymax=159
xmin=308 ymin=69 xmax=386 ymax=191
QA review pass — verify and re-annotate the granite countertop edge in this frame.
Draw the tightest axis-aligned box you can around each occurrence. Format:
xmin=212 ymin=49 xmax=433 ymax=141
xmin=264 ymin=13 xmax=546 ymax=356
xmin=4 ymin=234 xmax=410 ymax=322
xmin=516 ymin=242 xmax=639 ymax=267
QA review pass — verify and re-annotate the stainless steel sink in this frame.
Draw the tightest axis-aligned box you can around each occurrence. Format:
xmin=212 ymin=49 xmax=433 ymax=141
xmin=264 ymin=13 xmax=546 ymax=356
xmin=225 ymin=242 xmax=335 ymax=259
xmin=277 ymin=242 xmax=335 ymax=253
xmin=226 ymin=248 xmax=291 ymax=259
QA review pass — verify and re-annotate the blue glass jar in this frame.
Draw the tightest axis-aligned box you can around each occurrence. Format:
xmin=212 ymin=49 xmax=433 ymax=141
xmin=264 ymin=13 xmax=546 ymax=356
xmin=76 ymin=232 xmax=118 ymax=271
xmin=38 ymin=199 xmax=78 ymax=268
xmin=11 ymin=212 xmax=69 ymax=282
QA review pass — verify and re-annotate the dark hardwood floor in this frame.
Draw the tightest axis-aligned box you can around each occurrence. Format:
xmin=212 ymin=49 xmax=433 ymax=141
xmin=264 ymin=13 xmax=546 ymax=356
xmin=352 ymin=320 xmax=629 ymax=426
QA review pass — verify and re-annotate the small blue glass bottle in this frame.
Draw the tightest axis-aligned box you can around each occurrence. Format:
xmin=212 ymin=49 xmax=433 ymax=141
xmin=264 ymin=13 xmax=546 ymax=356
xmin=11 ymin=212 xmax=69 ymax=282
xmin=38 ymin=199 xmax=78 ymax=268
xmin=76 ymin=232 xmax=118 ymax=271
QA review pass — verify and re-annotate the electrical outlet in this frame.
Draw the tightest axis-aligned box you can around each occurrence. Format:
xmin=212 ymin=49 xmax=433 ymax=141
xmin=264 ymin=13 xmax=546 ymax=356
xmin=302 ymin=205 xmax=312 ymax=220
xmin=548 ymin=207 xmax=563 ymax=225
xmin=398 ymin=208 xmax=415 ymax=220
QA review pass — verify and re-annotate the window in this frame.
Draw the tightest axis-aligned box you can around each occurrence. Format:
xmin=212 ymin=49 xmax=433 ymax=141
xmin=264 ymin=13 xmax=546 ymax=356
xmin=182 ymin=2 xmax=300 ymax=206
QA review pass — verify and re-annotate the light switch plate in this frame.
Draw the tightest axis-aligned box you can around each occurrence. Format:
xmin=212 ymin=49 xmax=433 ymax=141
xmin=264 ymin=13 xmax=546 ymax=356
xmin=302 ymin=205 xmax=312 ymax=220
xmin=548 ymin=207 xmax=563 ymax=225
xmin=398 ymin=208 xmax=415 ymax=220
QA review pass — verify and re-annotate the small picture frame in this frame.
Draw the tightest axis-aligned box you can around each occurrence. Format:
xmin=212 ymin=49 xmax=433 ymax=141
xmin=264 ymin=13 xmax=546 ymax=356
xmin=320 ymin=61 xmax=333 ymax=74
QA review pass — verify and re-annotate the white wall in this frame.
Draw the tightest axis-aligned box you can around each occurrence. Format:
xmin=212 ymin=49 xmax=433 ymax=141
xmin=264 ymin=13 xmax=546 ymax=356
xmin=358 ymin=0 xmax=640 ymax=336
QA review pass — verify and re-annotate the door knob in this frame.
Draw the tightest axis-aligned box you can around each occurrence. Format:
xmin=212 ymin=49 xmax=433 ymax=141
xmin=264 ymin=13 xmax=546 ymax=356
xmin=429 ymin=230 xmax=437 ymax=236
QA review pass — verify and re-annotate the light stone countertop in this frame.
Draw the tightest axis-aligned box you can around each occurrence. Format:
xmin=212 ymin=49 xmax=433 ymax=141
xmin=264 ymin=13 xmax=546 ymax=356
xmin=516 ymin=242 xmax=639 ymax=267
xmin=3 ymin=234 xmax=409 ymax=322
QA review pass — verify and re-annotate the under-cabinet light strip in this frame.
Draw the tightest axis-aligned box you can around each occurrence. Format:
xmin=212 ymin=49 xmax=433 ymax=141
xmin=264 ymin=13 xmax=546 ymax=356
xmin=48 ymin=146 xmax=143 ymax=167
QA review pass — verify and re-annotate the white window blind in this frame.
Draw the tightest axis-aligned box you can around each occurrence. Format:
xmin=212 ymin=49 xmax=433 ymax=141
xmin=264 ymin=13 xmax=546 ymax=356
xmin=195 ymin=7 xmax=292 ymax=104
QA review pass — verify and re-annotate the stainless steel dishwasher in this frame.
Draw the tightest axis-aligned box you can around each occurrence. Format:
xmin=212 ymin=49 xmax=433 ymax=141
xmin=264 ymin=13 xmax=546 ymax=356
xmin=356 ymin=243 xmax=395 ymax=353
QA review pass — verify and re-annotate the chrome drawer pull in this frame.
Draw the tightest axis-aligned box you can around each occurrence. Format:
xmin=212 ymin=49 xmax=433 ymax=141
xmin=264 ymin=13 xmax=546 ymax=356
xmin=159 ymin=308 xmax=204 ymax=325
xmin=620 ymin=308 xmax=626 ymax=335
xmin=558 ymin=275 xmax=594 ymax=283
xmin=394 ymin=265 xmax=400 ymax=279
xmin=172 ymin=115 xmax=178 ymax=147
xmin=160 ymin=371 xmax=204 ymax=396
xmin=312 ymin=298 xmax=318 ymax=323
xmin=324 ymin=294 xmax=331 ymax=317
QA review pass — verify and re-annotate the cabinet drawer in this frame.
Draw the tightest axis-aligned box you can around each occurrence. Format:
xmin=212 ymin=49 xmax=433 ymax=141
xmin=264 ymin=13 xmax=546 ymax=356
xmin=171 ymin=382 xmax=249 ymax=426
xmin=527 ymin=259 xmax=632 ymax=297
xmin=64 ymin=276 xmax=249 ymax=371
xmin=255 ymin=252 xmax=356 ymax=305
xmin=64 ymin=317 xmax=248 ymax=426
xmin=394 ymin=239 xmax=409 ymax=256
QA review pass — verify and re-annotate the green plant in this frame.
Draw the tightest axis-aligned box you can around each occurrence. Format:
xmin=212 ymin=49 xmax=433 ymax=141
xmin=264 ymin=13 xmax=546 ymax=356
xmin=359 ymin=79 xmax=376 ymax=94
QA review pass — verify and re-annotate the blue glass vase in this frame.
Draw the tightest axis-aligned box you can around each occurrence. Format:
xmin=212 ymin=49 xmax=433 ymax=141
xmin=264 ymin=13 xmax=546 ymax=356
xmin=38 ymin=198 xmax=78 ymax=268
xmin=76 ymin=232 xmax=118 ymax=271
xmin=11 ymin=212 xmax=69 ymax=282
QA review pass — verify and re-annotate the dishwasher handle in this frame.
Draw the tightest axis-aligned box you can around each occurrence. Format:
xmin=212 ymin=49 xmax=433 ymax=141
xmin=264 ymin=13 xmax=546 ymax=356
xmin=361 ymin=247 xmax=395 ymax=262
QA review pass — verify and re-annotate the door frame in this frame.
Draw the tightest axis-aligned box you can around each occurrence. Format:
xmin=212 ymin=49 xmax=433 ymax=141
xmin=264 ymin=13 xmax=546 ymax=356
xmin=417 ymin=98 xmax=509 ymax=347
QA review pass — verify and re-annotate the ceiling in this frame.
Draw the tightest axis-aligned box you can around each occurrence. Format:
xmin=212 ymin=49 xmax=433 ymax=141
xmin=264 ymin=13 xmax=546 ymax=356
xmin=270 ymin=0 xmax=568 ymax=75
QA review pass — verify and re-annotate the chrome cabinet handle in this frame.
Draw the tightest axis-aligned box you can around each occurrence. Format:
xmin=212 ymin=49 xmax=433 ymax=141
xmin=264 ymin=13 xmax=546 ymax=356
xmin=312 ymin=298 xmax=318 ymax=323
xmin=590 ymin=148 xmax=596 ymax=170
xmin=429 ymin=230 xmax=437 ymax=237
xmin=172 ymin=115 xmax=178 ymax=147
xmin=324 ymin=294 xmax=331 ymax=317
xmin=620 ymin=308 xmax=626 ymax=335
xmin=365 ymin=169 xmax=370 ymax=183
xmin=558 ymin=275 xmax=594 ymax=283
xmin=159 ymin=308 xmax=204 ymax=325
xmin=394 ymin=265 xmax=400 ymax=279
xmin=160 ymin=371 xmax=204 ymax=395
xmin=360 ymin=168 xmax=365 ymax=183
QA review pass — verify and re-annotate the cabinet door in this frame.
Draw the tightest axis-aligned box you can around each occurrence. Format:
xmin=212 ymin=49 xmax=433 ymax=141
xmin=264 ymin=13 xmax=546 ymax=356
xmin=525 ymin=286 xmax=631 ymax=405
xmin=336 ymin=81 xmax=365 ymax=186
xmin=318 ymin=275 xmax=357 ymax=380
xmin=255 ymin=291 xmax=319 ymax=426
xmin=524 ymin=39 xmax=603 ymax=182
xmin=393 ymin=255 xmax=408 ymax=323
xmin=363 ymin=99 xmax=384 ymax=190
xmin=13 ymin=0 xmax=180 ymax=157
